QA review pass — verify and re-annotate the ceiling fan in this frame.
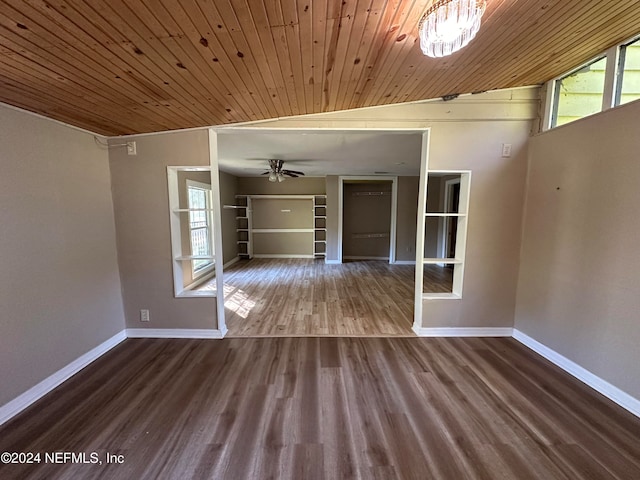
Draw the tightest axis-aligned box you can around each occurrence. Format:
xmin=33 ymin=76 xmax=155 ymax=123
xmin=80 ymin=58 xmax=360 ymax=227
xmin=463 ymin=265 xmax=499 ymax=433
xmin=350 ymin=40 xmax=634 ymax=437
xmin=261 ymin=159 xmax=305 ymax=182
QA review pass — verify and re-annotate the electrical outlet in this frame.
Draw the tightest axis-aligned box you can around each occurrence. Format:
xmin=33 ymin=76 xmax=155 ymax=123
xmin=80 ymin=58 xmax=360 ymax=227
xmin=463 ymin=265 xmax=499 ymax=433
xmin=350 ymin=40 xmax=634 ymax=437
xmin=140 ymin=309 xmax=150 ymax=322
xmin=127 ymin=141 xmax=137 ymax=156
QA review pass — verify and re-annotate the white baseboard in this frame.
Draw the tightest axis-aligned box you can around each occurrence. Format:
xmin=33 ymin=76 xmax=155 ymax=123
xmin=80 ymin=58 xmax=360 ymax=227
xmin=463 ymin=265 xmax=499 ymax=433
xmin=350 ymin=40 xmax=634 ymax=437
xmin=5 ymin=324 xmax=637 ymax=430
xmin=343 ymin=256 xmax=389 ymax=261
xmin=126 ymin=328 xmax=226 ymax=339
xmin=412 ymin=326 xmax=514 ymax=337
xmin=513 ymin=329 xmax=640 ymax=418
xmin=0 ymin=330 xmax=127 ymax=427
xmin=393 ymin=260 xmax=416 ymax=265
xmin=252 ymin=254 xmax=315 ymax=259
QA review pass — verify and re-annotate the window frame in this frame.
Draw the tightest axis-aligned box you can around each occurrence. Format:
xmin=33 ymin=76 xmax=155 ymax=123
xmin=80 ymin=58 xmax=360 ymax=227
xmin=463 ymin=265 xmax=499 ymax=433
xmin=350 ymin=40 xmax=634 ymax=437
xmin=186 ymin=179 xmax=215 ymax=278
xmin=614 ymin=36 xmax=640 ymax=107
xmin=550 ymin=55 xmax=608 ymax=129
xmin=166 ymin=165 xmax=222 ymax=299
xmin=544 ymin=33 xmax=640 ymax=131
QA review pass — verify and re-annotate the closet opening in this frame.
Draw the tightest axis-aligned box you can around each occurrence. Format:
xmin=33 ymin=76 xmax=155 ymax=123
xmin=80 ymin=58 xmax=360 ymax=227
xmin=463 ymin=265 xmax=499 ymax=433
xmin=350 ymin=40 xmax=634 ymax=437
xmin=339 ymin=178 xmax=397 ymax=263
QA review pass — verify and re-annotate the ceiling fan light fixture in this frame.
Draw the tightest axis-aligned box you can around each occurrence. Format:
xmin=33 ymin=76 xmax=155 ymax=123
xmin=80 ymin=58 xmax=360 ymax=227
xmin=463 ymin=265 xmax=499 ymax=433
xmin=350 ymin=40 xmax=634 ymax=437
xmin=418 ymin=0 xmax=486 ymax=58
xmin=269 ymin=171 xmax=277 ymax=182
xmin=277 ymin=173 xmax=285 ymax=183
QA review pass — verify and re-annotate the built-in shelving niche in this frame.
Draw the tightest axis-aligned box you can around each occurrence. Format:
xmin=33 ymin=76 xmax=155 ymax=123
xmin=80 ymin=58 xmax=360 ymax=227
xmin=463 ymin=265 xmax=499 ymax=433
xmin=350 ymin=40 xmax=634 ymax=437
xmin=167 ymin=166 xmax=219 ymax=298
xmin=232 ymin=194 xmax=326 ymax=259
xmin=419 ymin=171 xmax=471 ymax=300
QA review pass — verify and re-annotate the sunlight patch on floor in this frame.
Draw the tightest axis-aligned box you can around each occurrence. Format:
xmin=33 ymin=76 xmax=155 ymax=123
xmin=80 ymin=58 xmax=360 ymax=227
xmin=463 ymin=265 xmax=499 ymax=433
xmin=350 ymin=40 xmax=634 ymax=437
xmin=223 ymin=284 xmax=255 ymax=319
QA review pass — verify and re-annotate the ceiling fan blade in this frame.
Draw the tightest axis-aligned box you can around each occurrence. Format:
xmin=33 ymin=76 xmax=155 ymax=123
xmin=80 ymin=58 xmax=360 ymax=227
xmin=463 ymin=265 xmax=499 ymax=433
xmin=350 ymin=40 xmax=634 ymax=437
xmin=283 ymin=172 xmax=299 ymax=178
xmin=283 ymin=169 xmax=305 ymax=176
xmin=261 ymin=171 xmax=270 ymax=175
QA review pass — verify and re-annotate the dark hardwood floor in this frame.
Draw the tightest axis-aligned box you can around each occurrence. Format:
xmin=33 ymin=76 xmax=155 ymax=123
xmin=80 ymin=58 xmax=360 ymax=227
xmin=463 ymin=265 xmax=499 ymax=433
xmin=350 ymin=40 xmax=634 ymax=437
xmin=1 ymin=337 xmax=639 ymax=479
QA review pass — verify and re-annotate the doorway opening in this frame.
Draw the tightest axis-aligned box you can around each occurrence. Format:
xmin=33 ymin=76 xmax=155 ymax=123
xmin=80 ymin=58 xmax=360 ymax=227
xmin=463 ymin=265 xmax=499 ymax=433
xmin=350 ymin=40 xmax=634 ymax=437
xmin=210 ymin=128 xmax=427 ymax=337
xmin=338 ymin=176 xmax=398 ymax=264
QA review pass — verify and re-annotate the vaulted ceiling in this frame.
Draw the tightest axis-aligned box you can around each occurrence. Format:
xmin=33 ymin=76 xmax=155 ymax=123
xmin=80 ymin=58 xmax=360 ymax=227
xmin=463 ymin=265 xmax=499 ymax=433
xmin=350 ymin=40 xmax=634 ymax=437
xmin=1 ymin=0 xmax=639 ymax=136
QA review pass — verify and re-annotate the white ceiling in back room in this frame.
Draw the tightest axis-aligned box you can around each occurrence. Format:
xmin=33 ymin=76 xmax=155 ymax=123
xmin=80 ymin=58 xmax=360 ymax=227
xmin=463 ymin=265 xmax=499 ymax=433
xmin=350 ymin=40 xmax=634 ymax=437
xmin=216 ymin=130 xmax=423 ymax=177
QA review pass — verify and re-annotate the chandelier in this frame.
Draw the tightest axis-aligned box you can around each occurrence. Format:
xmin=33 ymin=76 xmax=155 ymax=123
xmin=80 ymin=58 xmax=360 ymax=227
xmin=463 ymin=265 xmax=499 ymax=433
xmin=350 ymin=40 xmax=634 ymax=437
xmin=418 ymin=0 xmax=486 ymax=58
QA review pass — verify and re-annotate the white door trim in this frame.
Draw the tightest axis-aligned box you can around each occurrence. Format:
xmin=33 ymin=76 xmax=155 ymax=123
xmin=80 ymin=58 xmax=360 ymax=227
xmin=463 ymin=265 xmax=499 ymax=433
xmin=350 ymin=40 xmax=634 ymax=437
xmin=413 ymin=131 xmax=431 ymax=331
xmin=208 ymin=129 xmax=228 ymax=336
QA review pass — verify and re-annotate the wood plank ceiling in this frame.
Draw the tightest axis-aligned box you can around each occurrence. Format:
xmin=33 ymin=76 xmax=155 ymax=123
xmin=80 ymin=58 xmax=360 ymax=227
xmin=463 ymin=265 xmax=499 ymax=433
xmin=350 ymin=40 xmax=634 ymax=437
xmin=0 ymin=0 xmax=639 ymax=136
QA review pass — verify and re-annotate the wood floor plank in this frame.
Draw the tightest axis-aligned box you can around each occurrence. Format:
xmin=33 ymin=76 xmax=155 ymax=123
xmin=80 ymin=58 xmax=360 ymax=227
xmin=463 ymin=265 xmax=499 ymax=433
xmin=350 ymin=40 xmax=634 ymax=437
xmin=1 ymin=337 xmax=639 ymax=479
xmin=214 ymin=258 xmax=418 ymax=337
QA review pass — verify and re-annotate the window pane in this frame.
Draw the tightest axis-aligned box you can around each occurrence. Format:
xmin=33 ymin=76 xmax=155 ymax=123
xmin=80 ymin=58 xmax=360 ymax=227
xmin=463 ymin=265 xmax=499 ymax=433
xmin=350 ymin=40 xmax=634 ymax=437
xmin=191 ymin=228 xmax=210 ymax=255
xmin=188 ymin=188 xmax=208 ymax=229
xmin=192 ymin=226 xmax=211 ymax=271
xmin=553 ymin=56 xmax=607 ymax=127
xmin=616 ymin=39 xmax=640 ymax=106
xmin=187 ymin=185 xmax=213 ymax=272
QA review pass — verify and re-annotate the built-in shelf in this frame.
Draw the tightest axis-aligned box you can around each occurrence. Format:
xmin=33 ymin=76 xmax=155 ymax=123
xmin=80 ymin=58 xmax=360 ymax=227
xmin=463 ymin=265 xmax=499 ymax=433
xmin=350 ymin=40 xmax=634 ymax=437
xmin=418 ymin=171 xmax=471 ymax=301
xmin=313 ymin=195 xmax=328 ymax=258
xmin=352 ymin=191 xmax=391 ymax=197
xmin=253 ymin=228 xmax=314 ymax=233
xmin=352 ymin=232 xmax=389 ymax=239
xmin=423 ymin=258 xmax=463 ymax=264
xmin=422 ymin=292 xmax=462 ymax=300
xmin=234 ymin=194 xmax=327 ymax=259
xmin=173 ymin=208 xmax=215 ymax=213
xmin=167 ymin=167 xmax=220 ymax=298
xmin=425 ymin=213 xmax=466 ymax=217
xmin=235 ymin=195 xmax=252 ymax=258
xmin=175 ymin=254 xmax=216 ymax=261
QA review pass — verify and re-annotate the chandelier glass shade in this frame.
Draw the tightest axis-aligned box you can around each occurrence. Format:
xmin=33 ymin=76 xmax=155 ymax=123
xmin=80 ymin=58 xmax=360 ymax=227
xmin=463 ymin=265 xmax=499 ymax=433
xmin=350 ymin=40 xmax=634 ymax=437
xmin=418 ymin=0 xmax=486 ymax=58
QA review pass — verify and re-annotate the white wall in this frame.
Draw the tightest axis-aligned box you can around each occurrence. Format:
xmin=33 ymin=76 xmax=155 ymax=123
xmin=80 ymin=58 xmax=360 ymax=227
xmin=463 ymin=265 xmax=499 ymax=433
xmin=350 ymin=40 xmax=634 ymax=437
xmin=515 ymin=99 xmax=640 ymax=399
xmin=0 ymin=105 xmax=126 ymax=408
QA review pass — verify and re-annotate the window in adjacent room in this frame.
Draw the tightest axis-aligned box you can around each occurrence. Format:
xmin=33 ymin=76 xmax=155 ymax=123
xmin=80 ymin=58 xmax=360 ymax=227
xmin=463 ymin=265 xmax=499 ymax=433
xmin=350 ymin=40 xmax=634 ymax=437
xmin=551 ymin=56 xmax=607 ymax=128
xmin=187 ymin=180 xmax=214 ymax=277
xmin=615 ymin=37 xmax=640 ymax=106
